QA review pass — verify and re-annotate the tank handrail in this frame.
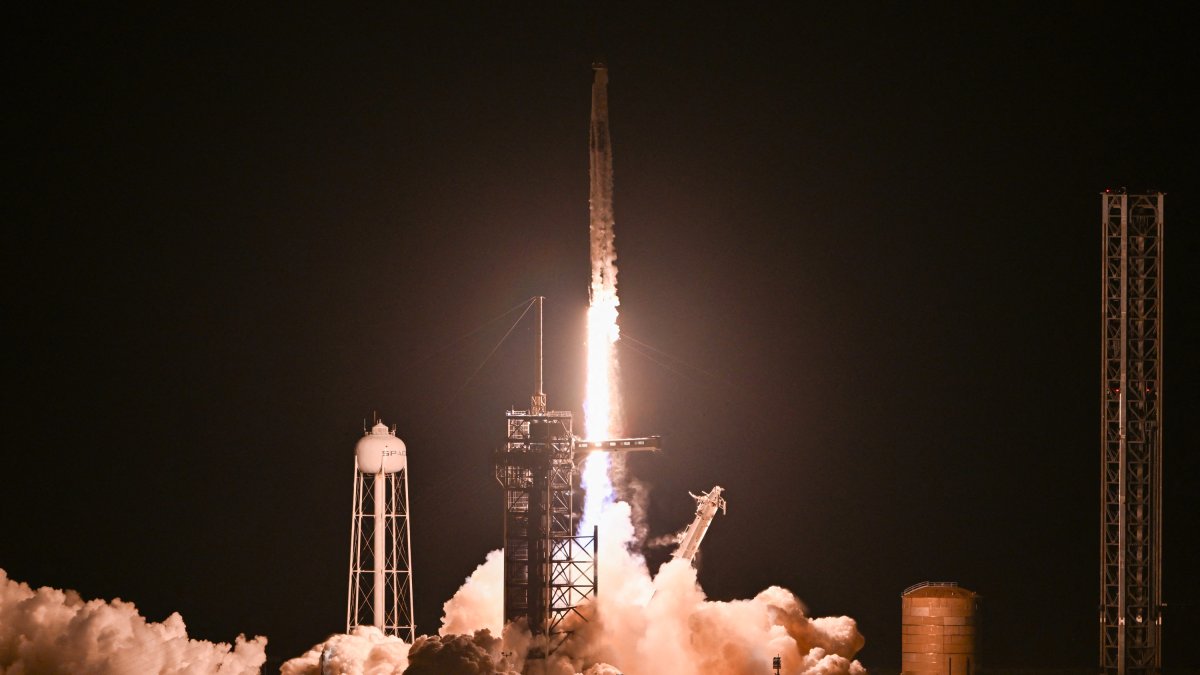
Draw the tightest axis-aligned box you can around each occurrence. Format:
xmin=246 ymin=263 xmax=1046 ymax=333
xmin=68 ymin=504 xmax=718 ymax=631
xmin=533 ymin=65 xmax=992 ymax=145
xmin=901 ymin=580 xmax=959 ymax=595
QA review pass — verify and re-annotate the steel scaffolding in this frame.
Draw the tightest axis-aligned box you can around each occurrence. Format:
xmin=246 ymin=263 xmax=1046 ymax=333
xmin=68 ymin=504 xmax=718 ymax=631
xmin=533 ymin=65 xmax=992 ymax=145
xmin=1099 ymin=192 xmax=1164 ymax=675
xmin=494 ymin=410 xmax=596 ymax=657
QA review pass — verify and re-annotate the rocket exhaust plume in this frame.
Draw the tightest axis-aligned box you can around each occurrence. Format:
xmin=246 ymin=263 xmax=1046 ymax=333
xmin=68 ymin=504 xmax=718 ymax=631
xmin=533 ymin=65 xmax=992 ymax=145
xmin=582 ymin=62 xmax=620 ymax=532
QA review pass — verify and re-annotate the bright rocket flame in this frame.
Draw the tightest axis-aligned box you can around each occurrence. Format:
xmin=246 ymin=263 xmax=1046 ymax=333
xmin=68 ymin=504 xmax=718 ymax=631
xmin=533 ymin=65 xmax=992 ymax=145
xmin=582 ymin=286 xmax=620 ymax=531
xmin=584 ymin=287 xmax=620 ymax=440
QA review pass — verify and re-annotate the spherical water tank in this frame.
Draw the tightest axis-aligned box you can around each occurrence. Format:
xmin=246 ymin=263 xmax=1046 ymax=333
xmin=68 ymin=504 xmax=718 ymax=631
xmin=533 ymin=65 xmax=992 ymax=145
xmin=355 ymin=421 xmax=406 ymax=474
xmin=901 ymin=582 xmax=978 ymax=675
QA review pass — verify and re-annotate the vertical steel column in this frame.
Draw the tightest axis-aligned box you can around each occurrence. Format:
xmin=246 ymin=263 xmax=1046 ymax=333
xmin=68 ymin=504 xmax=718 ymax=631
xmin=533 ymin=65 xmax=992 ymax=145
xmin=373 ymin=472 xmax=386 ymax=628
xmin=1100 ymin=192 xmax=1164 ymax=675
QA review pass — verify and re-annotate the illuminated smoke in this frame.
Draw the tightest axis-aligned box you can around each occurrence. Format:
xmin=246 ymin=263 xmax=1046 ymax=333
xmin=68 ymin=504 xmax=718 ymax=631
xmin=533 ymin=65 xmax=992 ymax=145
xmin=281 ymin=626 xmax=410 ymax=675
xmin=439 ymin=549 xmax=505 ymax=637
xmin=295 ymin=507 xmax=867 ymax=673
xmin=430 ymin=502 xmax=866 ymax=675
xmin=281 ymin=627 xmax=528 ymax=675
xmin=405 ymin=631 xmax=517 ymax=675
xmin=0 ymin=568 xmax=266 ymax=675
xmin=559 ymin=503 xmax=867 ymax=675
xmin=283 ymin=620 xmax=528 ymax=675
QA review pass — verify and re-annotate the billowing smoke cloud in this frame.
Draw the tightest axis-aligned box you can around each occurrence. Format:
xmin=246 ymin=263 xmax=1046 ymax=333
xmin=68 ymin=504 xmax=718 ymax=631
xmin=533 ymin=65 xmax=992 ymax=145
xmin=405 ymin=630 xmax=520 ymax=675
xmin=281 ymin=626 xmax=530 ymax=675
xmin=280 ymin=627 xmax=410 ymax=675
xmin=439 ymin=549 xmax=504 ymax=637
xmin=0 ymin=568 xmax=266 ymax=675
xmin=432 ymin=501 xmax=866 ymax=675
xmin=285 ymin=496 xmax=864 ymax=674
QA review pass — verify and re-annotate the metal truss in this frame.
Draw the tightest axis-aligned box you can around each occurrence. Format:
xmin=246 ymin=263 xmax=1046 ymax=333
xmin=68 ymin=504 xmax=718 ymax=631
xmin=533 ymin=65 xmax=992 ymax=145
xmin=1100 ymin=192 xmax=1163 ymax=675
xmin=548 ymin=526 xmax=597 ymax=637
xmin=495 ymin=409 xmax=595 ymax=655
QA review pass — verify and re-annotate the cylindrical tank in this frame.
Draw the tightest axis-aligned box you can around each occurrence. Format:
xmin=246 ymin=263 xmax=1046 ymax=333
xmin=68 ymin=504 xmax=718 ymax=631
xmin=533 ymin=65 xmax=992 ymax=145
xmin=901 ymin=582 xmax=978 ymax=675
xmin=355 ymin=421 xmax=406 ymax=474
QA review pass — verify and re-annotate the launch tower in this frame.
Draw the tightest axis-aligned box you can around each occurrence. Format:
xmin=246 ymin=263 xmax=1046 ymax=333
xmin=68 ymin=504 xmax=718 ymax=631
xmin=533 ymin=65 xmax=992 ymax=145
xmin=493 ymin=298 xmax=661 ymax=656
xmin=1099 ymin=192 xmax=1164 ymax=674
xmin=495 ymin=406 xmax=597 ymax=652
xmin=495 ymin=298 xmax=598 ymax=655
xmin=348 ymin=420 xmax=415 ymax=641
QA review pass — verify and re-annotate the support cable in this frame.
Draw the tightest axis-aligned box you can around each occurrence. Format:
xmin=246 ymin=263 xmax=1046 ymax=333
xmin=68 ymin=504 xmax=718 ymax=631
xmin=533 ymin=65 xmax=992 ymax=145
xmin=444 ymin=297 xmax=538 ymax=407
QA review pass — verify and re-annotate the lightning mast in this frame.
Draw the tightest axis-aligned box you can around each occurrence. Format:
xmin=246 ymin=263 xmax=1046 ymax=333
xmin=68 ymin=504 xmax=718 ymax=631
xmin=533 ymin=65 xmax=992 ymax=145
xmin=672 ymin=486 xmax=727 ymax=563
xmin=1099 ymin=192 xmax=1164 ymax=675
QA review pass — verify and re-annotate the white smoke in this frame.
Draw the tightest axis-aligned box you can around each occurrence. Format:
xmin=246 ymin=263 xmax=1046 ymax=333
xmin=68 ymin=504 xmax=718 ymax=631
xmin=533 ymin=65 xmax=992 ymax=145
xmin=0 ymin=568 xmax=266 ymax=675
xmin=439 ymin=549 xmax=504 ymax=637
xmin=431 ymin=501 xmax=866 ymax=675
xmin=280 ymin=550 xmax=519 ymax=675
xmin=404 ymin=631 xmax=519 ymax=674
xmin=643 ymin=530 xmax=684 ymax=549
xmin=286 ymin=495 xmax=865 ymax=674
xmin=280 ymin=627 xmax=410 ymax=675
xmin=281 ymin=626 xmax=532 ymax=675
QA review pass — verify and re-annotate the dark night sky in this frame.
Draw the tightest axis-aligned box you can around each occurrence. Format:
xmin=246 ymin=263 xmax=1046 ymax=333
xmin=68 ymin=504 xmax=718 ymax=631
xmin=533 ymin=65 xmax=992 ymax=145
xmin=5 ymin=5 xmax=1197 ymax=672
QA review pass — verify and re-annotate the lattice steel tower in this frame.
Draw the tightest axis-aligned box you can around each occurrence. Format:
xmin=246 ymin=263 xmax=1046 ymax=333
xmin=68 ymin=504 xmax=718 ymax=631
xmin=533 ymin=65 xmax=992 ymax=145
xmin=1099 ymin=192 xmax=1164 ymax=675
xmin=492 ymin=298 xmax=660 ymax=660
xmin=494 ymin=298 xmax=598 ymax=658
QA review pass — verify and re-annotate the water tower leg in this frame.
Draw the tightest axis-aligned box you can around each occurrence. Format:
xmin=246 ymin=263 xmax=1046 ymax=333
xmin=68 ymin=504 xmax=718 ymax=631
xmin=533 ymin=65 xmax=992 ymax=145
xmin=374 ymin=472 xmax=385 ymax=628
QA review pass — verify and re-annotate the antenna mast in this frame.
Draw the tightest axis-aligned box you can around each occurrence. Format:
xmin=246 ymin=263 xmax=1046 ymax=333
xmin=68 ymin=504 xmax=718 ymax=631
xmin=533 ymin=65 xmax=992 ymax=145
xmin=532 ymin=296 xmax=547 ymax=414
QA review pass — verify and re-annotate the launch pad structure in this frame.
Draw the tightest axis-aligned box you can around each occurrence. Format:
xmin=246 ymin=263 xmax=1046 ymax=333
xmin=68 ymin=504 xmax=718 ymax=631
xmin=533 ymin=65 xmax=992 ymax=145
xmin=494 ymin=298 xmax=660 ymax=657
xmin=495 ymin=406 xmax=595 ymax=649
xmin=1099 ymin=192 xmax=1164 ymax=675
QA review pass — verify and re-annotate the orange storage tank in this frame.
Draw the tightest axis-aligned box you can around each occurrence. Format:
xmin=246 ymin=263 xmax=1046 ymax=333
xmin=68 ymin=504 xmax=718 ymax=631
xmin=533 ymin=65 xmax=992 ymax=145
xmin=901 ymin=582 xmax=978 ymax=675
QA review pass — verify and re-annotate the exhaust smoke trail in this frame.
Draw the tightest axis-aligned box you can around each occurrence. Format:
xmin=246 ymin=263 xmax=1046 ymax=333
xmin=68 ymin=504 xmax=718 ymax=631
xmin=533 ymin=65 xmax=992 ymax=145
xmin=582 ymin=62 xmax=620 ymax=533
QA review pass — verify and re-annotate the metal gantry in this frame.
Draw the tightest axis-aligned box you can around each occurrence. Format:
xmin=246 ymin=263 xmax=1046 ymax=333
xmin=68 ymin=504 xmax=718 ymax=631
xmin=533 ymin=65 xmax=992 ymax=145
xmin=495 ymin=409 xmax=596 ymax=657
xmin=1099 ymin=192 xmax=1164 ymax=675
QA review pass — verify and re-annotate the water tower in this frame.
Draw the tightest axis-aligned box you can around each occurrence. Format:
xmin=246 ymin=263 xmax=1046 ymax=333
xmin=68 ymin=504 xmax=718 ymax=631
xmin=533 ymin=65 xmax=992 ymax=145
xmin=900 ymin=581 xmax=978 ymax=675
xmin=347 ymin=419 xmax=415 ymax=641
